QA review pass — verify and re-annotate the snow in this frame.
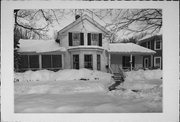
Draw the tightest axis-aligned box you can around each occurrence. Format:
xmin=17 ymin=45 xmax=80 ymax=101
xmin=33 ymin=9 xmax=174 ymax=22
xmin=18 ymin=39 xmax=66 ymax=53
xmin=109 ymin=43 xmax=156 ymax=54
xmin=138 ymin=33 xmax=162 ymax=42
xmin=14 ymin=69 xmax=162 ymax=113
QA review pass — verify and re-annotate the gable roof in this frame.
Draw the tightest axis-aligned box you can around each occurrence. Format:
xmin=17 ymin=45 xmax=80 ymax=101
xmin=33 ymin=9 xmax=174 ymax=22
xmin=138 ymin=34 xmax=162 ymax=44
xmin=58 ymin=14 xmax=110 ymax=34
xmin=18 ymin=39 xmax=66 ymax=53
xmin=109 ymin=43 xmax=156 ymax=54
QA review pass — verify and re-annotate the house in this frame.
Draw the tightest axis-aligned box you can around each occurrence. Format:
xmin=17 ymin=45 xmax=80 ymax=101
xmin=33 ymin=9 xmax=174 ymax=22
xmin=137 ymin=34 xmax=162 ymax=69
xmin=16 ymin=15 xmax=156 ymax=72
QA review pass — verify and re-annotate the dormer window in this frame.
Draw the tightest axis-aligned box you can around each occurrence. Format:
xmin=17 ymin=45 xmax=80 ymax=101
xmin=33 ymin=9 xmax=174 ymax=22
xmin=154 ymin=40 xmax=161 ymax=50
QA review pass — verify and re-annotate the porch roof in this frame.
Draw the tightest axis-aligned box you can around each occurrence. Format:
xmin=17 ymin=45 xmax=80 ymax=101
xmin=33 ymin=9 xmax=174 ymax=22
xmin=109 ymin=43 xmax=156 ymax=54
xmin=18 ymin=39 xmax=66 ymax=53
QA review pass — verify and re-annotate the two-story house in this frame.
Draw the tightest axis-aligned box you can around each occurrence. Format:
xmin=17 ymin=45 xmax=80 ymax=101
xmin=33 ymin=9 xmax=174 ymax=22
xmin=137 ymin=35 xmax=162 ymax=69
xmin=16 ymin=15 xmax=156 ymax=72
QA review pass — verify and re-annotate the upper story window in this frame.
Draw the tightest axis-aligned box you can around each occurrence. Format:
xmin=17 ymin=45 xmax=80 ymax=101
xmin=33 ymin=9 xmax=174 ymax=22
xmin=154 ymin=40 xmax=161 ymax=50
xmin=88 ymin=33 xmax=102 ymax=46
xmin=91 ymin=33 xmax=99 ymax=46
xmin=69 ymin=32 xmax=84 ymax=46
xmin=146 ymin=41 xmax=151 ymax=49
xmin=72 ymin=33 xmax=80 ymax=46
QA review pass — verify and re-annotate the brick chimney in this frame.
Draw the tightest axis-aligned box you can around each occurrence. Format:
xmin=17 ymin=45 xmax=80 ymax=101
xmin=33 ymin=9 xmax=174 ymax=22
xmin=75 ymin=15 xmax=80 ymax=20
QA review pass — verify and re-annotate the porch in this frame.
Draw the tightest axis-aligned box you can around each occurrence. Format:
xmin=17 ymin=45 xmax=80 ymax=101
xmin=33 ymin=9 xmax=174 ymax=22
xmin=108 ymin=43 xmax=156 ymax=72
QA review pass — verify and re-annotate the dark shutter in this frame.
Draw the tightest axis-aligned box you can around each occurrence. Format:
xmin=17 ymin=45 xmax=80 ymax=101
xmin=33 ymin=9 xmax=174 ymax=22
xmin=99 ymin=33 xmax=102 ymax=46
xmin=80 ymin=33 xmax=84 ymax=45
xmin=69 ymin=32 xmax=72 ymax=46
xmin=132 ymin=56 xmax=135 ymax=67
xmin=88 ymin=33 xmax=91 ymax=45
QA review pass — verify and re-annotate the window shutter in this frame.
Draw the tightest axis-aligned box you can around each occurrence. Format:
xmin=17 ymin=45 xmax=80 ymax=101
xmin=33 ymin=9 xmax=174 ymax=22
xmin=88 ymin=33 xmax=91 ymax=45
xmin=99 ymin=33 xmax=102 ymax=46
xmin=80 ymin=33 xmax=84 ymax=45
xmin=69 ymin=32 xmax=72 ymax=46
xmin=132 ymin=56 xmax=135 ymax=67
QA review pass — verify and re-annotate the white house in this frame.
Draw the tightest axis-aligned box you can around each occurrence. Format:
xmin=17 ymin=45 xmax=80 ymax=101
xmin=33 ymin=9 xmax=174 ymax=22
xmin=17 ymin=15 xmax=156 ymax=72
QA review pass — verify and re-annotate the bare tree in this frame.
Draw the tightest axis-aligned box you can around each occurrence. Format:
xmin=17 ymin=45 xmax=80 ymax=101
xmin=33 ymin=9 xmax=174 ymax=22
xmin=104 ymin=9 xmax=162 ymax=37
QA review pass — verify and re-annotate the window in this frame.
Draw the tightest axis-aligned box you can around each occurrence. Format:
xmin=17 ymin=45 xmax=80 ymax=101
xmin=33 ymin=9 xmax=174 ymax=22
xmin=19 ymin=55 xmax=29 ymax=69
xmin=154 ymin=57 xmax=161 ymax=69
xmin=18 ymin=55 xmax=39 ymax=71
xmin=146 ymin=41 xmax=151 ymax=49
xmin=42 ymin=55 xmax=62 ymax=69
xmin=88 ymin=33 xmax=102 ymax=46
xmin=155 ymin=40 xmax=161 ymax=50
xmin=52 ymin=55 xmax=62 ymax=68
xmin=97 ymin=54 xmax=101 ymax=70
xmin=122 ymin=56 xmax=135 ymax=69
xmin=73 ymin=55 xmax=79 ymax=69
xmin=84 ymin=55 xmax=93 ymax=70
xmin=72 ymin=33 xmax=80 ymax=46
xmin=91 ymin=33 xmax=99 ymax=46
xmin=29 ymin=55 xmax=39 ymax=68
xmin=42 ymin=55 xmax=51 ymax=68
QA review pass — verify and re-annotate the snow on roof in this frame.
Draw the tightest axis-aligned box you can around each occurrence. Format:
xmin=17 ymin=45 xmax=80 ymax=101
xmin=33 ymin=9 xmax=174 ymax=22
xmin=109 ymin=43 xmax=156 ymax=54
xmin=139 ymin=34 xmax=162 ymax=42
xmin=68 ymin=45 xmax=106 ymax=51
xmin=18 ymin=39 xmax=66 ymax=53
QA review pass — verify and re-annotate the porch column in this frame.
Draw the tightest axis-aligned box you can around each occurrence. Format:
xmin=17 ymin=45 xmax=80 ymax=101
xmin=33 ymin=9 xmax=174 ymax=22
xmin=39 ymin=54 xmax=42 ymax=70
xmin=151 ymin=54 xmax=153 ymax=68
xmin=130 ymin=54 xmax=133 ymax=71
xmin=108 ymin=53 xmax=111 ymax=67
xmin=62 ymin=53 xmax=64 ymax=69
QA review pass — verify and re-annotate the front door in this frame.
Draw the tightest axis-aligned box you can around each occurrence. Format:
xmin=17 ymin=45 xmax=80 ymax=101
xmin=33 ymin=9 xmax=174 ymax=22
xmin=144 ymin=58 xmax=149 ymax=68
xmin=73 ymin=55 xmax=79 ymax=69
xmin=84 ymin=55 xmax=93 ymax=70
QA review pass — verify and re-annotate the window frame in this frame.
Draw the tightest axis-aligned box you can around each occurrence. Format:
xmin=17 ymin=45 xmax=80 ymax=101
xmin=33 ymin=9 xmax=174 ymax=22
xmin=154 ymin=56 xmax=161 ymax=69
xmin=72 ymin=32 xmax=81 ymax=46
xmin=42 ymin=54 xmax=62 ymax=70
xmin=146 ymin=41 xmax=151 ymax=49
xmin=97 ymin=54 xmax=101 ymax=70
xmin=84 ymin=54 xmax=93 ymax=70
xmin=91 ymin=33 xmax=99 ymax=46
xmin=154 ymin=40 xmax=161 ymax=50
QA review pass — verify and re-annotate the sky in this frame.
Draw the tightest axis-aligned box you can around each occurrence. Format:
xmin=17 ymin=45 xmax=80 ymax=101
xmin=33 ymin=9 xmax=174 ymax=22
xmin=17 ymin=9 xmax=162 ymax=41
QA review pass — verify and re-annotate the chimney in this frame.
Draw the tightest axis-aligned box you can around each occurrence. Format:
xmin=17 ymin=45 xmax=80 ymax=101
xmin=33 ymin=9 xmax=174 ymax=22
xmin=75 ymin=15 xmax=80 ymax=20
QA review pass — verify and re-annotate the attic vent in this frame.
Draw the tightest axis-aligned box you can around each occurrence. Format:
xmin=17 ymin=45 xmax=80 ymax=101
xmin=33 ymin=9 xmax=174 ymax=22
xmin=75 ymin=15 xmax=80 ymax=20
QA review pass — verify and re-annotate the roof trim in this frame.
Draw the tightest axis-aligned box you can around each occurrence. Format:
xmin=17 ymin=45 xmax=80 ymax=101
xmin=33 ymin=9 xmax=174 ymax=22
xmin=58 ymin=14 xmax=110 ymax=34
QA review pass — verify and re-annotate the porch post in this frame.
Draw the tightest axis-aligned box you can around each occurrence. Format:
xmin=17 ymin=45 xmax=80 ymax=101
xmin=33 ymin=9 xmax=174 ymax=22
xmin=62 ymin=53 xmax=64 ymax=69
xmin=39 ymin=54 xmax=42 ymax=70
xmin=151 ymin=54 xmax=153 ymax=68
xmin=130 ymin=54 xmax=133 ymax=71
xmin=108 ymin=53 xmax=111 ymax=67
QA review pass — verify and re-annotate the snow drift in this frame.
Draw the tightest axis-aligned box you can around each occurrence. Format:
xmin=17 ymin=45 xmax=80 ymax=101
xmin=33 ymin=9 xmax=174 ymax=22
xmin=14 ymin=69 xmax=162 ymax=113
xmin=14 ymin=68 xmax=112 ymax=82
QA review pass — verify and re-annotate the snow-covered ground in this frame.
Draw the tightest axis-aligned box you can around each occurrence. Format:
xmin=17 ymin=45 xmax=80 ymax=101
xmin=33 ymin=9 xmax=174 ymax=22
xmin=14 ymin=68 xmax=162 ymax=113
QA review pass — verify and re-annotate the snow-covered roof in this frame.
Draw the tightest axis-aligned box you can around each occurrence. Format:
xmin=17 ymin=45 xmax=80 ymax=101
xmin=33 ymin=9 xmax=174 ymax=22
xmin=68 ymin=45 xmax=106 ymax=51
xmin=109 ymin=43 xmax=156 ymax=54
xmin=138 ymin=34 xmax=162 ymax=43
xmin=58 ymin=14 xmax=110 ymax=34
xmin=18 ymin=39 xmax=66 ymax=53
